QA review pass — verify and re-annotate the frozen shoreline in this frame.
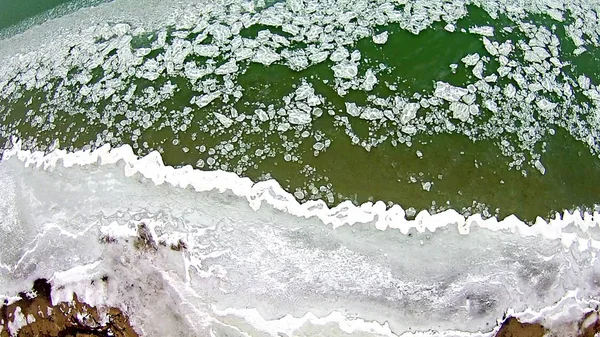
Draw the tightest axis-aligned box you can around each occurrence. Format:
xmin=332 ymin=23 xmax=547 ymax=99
xmin=0 ymin=141 xmax=599 ymax=336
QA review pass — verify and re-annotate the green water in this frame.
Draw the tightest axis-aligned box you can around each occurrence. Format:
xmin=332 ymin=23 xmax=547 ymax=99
xmin=0 ymin=0 xmax=599 ymax=223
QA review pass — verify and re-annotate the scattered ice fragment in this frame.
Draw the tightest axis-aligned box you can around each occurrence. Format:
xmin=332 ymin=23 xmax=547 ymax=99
xmin=504 ymin=84 xmax=516 ymax=98
xmin=214 ymin=112 xmax=233 ymax=128
xmin=360 ymin=107 xmax=383 ymax=120
xmin=215 ymin=60 xmax=238 ymax=75
xmin=400 ymin=103 xmax=420 ymax=124
xmin=195 ymin=92 xmax=220 ymax=108
xmin=288 ymin=109 xmax=311 ymax=124
xmin=469 ymin=26 xmax=494 ymax=37
xmin=536 ymin=98 xmax=557 ymax=110
xmin=444 ymin=23 xmax=456 ymax=32
xmin=574 ymin=47 xmax=587 ymax=56
xmin=578 ymin=75 xmax=591 ymax=90
xmin=255 ymin=109 xmax=269 ymax=122
xmin=434 ymin=82 xmax=469 ymax=102
xmin=330 ymin=47 xmax=349 ymax=62
xmin=524 ymin=47 xmax=551 ymax=63
xmin=194 ymin=44 xmax=220 ymax=58
xmin=461 ymin=53 xmax=480 ymax=66
xmin=332 ymin=62 xmax=358 ymax=79
xmin=294 ymin=82 xmax=315 ymax=101
xmin=362 ymin=69 xmax=378 ymax=91
xmin=422 ymin=181 xmax=432 ymax=191
xmin=472 ymin=61 xmax=484 ymax=79
xmin=372 ymin=31 xmax=389 ymax=44
xmin=534 ymin=160 xmax=546 ymax=175
xmin=313 ymin=142 xmax=325 ymax=151
xmin=482 ymin=37 xmax=498 ymax=56
xmin=449 ymin=102 xmax=470 ymax=122
xmin=345 ymin=102 xmax=362 ymax=117
xmin=253 ymin=47 xmax=281 ymax=65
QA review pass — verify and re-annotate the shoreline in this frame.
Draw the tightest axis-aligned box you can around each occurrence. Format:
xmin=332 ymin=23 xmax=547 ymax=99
xmin=0 ymin=279 xmax=138 ymax=337
xmin=1 ymin=279 xmax=599 ymax=337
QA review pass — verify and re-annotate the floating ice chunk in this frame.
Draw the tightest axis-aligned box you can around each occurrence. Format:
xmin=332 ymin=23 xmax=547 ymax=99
xmin=277 ymin=122 xmax=290 ymax=132
xmin=524 ymin=47 xmax=550 ymax=63
xmin=482 ymin=37 xmax=498 ymax=56
xmin=195 ymin=92 xmax=220 ymax=108
xmin=255 ymin=109 xmax=269 ymax=122
xmin=498 ymin=66 xmax=511 ymax=77
xmin=345 ymin=102 xmax=362 ymax=117
xmin=484 ymin=99 xmax=498 ymax=113
xmin=400 ymin=102 xmax=420 ymax=124
xmin=585 ymin=88 xmax=600 ymax=101
xmin=574 ymin=47 xmax=587 ymax=56
xmin=536 ymin=98 xmax=557 ymax=110
xmin=497 ymin=41 xmax=513 ymax=56
xmin=253 ymin=47 xmax=280 ymax=65
xmin=360 ymin=107 xmax=383 ymax=120
xmin=215 ymin=60 xmax=238 ymax=75
xmin=578 ymin=75 xmax=591 ymax=90
xmin=462 ymin=94 xmax=476 ymax=105
xmin=208 ymin=24 xmax=232 ymax=42
xmin=309 ymin=51 xmax=329 ymax=64
xmin=434 ymin=82 xmax=468 ymax=102
xmin=282 ymin=23 xmax=300 ymax=36
xmin=305 ymin=26 xmax=324 ymax=42
xmin=449 ymin=101 xmax=470 ymax=122
xmin=469 ymin=104 xmax=480 ymax=116
xmin=287 ymin=0 xmax=303 ymax=13
xmin=330 ymin=47 xmax=350 ymax=62
xmin=214 ymin=112 xmax=233 ymax=128
xmin=234 ymin=47 xmax=254 ymax=61
xmin=444 ymin=23 xmax=456 ymax=32
xmin=401 ymin=124 xmax=417 ymax=135
xmin=295 ymin=82 xmax=314 ymax=101
xmin=288 ymin=109 xmax=311 ymax=124
xmin=484 ymin=74 xmax=497 ymax=82
xmin=332 ymin=62 xmax=358 ymax=79
xmin=472 ymin=60 xmax=484 ymax=79
xmin=194 ymin=44 xmax=220 ymax=58
xmin=546 ymin=8 xmax=564 ymax=21
xmin=313 ymin=142 xmax=325 ymax=151
xmin=534 ymin=160 xmax=546 ymax=175
xmin=286 ymin=53 xmax=309 ymax=70
xmin=372 ymin=31 xmax=389 ymax=44
xmin=461 ymin=53 xmax=480 ymax=66
xmin=362 ymin=69 xmax=378 ymax=91
xmin=422 ymin=181 xmax=432 ymax=191
xmin=469 ymin=26 xmax=494 ymax=37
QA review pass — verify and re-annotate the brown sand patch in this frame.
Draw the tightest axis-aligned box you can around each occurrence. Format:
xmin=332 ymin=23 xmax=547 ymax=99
xmin=0 ymin=279 xmax=138 ymax=337
xmin=495 ymin=317 xmax=545 ymax=337
xmin=495 ymin=310 xmax=600 ymax=337
xmin=2 ymin=278 xmax=600 ymax=337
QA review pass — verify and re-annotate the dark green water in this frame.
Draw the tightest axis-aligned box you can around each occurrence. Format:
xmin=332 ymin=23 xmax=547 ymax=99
xmin=0 ymin=0 xmax=599 ymax=223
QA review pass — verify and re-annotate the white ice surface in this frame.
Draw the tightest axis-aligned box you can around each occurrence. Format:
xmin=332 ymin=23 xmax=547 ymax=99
xmin=0 ymin=141 xmax=600 ymax=336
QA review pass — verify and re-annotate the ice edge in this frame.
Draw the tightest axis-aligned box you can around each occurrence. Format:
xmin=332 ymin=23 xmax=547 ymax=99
xmin=3 ymin=138 xmax=599 ymax=249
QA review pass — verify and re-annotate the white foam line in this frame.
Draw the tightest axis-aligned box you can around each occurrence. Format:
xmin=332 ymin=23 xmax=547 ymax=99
xmin=2 ymin=138 xmax=599 ymax=249
xmin=211 ymin=305 xmax=499 ymax=337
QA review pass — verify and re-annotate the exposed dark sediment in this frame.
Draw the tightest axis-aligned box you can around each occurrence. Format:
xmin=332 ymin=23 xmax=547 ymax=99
xmin=1 ymin=278 xmax=599 ymax=337
xmin=0 ymin=279 xmax=138 ymax=337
